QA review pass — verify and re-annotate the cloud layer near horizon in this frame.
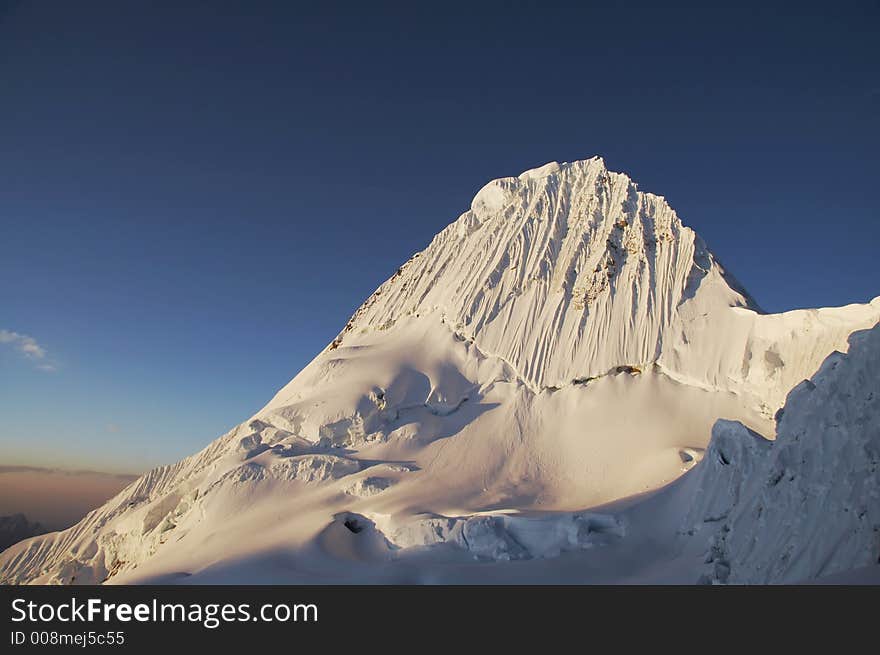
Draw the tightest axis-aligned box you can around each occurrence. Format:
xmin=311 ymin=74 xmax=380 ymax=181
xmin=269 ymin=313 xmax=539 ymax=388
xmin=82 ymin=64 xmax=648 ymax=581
xmin=0 ymin=467 xmax=138 ymax=529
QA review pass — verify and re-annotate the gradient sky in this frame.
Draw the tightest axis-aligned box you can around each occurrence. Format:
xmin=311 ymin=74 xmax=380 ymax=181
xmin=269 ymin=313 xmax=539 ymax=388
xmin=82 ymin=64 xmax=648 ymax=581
xmin=1 ymin=1 xmax=878 ymax=473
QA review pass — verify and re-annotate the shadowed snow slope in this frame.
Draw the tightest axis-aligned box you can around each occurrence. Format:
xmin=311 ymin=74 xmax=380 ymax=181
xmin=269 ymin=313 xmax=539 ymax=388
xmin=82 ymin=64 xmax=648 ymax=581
xmin=682 ymin=324 xmax=880 ymax=583
xmin=1 ymin=157 xmax=877 ymax=584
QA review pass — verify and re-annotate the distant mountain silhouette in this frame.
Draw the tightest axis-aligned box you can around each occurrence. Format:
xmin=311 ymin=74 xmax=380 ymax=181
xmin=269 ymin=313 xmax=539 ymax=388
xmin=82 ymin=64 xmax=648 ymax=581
xmin=0 ymin=514 xmax=47 ymax=552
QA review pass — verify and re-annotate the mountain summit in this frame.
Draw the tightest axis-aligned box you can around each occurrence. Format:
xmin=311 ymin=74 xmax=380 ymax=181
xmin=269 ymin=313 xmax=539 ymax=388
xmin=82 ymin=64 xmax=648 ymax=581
xmin=324 ymin=157 xmax=756 ymax=390
xmin=2 ymin=158 xmax=878 ymax=584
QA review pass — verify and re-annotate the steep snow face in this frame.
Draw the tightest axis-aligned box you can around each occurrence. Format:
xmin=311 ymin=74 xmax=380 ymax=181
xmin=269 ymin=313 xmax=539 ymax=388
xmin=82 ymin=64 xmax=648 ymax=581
xmin=309 ymin=157 xmax=754 ymax=393
xmin=269 ymin=157 xmax=878 ymax=417
xmin=683 ymin=324 xmax=880 ymax=583
xmin=1 ymin=157 xmax=877 ymax=586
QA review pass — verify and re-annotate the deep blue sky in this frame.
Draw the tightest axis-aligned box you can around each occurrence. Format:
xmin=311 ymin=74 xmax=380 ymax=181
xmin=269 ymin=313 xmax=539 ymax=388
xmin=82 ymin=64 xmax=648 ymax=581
xmin=1 ymin=1 xmax=878 ymax=473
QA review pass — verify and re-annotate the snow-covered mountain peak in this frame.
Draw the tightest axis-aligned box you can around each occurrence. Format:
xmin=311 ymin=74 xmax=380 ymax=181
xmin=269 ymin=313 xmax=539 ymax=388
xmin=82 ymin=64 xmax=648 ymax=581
xmin=2 ymin=157 xmax=877 ymax=586
xmin=469 ymin=156 xmax=627 ymax=223
xmin=327 ymin=157 xmax=756 ymax=391
xmin=517 ymin=160 xmax=564 ymax=181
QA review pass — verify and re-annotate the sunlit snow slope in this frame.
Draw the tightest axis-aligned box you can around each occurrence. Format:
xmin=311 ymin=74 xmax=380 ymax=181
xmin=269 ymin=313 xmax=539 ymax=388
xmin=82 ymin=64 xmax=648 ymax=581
xmin=2 ymin=157 xmax=877 ymax=585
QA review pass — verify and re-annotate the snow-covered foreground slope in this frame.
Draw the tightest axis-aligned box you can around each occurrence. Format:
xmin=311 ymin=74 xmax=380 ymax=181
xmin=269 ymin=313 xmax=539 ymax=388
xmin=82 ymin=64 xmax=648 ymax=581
xmin=2 ymin=157 xmax=877 ymax=585
xmin=681 ymin=323 xmax=880 ymax=583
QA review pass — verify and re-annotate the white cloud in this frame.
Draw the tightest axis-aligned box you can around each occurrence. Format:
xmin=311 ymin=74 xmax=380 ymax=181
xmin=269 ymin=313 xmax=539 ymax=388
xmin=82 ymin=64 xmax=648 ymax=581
xmin=0 ymin=329 xmax=55 ymax=371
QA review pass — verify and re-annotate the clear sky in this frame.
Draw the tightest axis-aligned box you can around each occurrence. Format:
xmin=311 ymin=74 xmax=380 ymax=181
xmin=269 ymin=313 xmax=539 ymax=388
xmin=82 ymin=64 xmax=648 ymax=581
xmin=1 ymin=1 xmax=878 ymax=474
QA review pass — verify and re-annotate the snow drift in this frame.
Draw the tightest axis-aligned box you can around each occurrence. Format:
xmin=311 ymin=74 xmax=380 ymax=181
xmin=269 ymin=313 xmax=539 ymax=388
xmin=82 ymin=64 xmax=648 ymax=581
xmin=1 ymin=157 xmax=877 ymax=585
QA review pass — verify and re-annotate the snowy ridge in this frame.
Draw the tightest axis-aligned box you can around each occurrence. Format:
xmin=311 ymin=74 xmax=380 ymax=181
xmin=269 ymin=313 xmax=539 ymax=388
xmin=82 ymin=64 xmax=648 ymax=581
xmin=683 ymin=323 xmax=880 ymax=583
xmin=1 ymin=157 xmax=877 ymax=585
xmin=0 ymin=425 xmax=245 ymax=584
